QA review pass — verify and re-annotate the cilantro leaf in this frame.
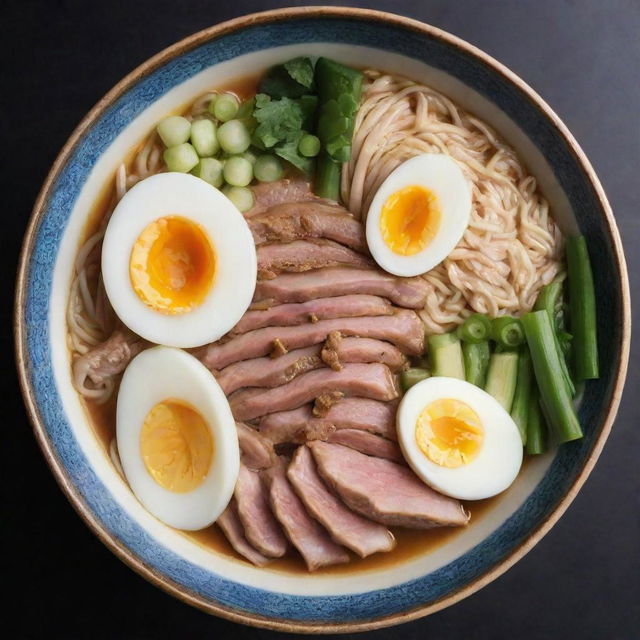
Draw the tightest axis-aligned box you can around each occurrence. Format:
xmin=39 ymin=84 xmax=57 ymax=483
xmin=259 ymin=57 xmax=315 ymax=98
xmin=253 ymin=94 xmax=306 ymax=148
xmin=251 ymin=68 xmax=318 ymax=175
xmin=284 ymin=57 xmax=315 ymax=89
xmin=252 ymin=94 xmax=318 ymax=172
xmin=255 ymin=93 xmax=271 ymax=109
xmin=274 ymin=139 xmax=314 ymax=175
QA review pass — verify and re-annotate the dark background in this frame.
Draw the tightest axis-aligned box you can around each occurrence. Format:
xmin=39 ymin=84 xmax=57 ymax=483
xmin=3 ymin=1 xmax=639 ymax=639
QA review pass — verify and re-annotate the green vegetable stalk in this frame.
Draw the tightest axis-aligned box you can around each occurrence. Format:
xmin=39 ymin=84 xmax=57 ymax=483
xmin=510 ymin=349 xmax=533 ymax=445
xmin=457 ymin=314 xmax=491 ymax=343
xmin=491 ymin=316 xmax=525 ymax=349
xmin=533 ymin=281 xmax=575 ymax=397
xmin=401 ymin=368 xmax=431 ymax=391
xmin=314 ymin=58 xmax=364 ymax=200
xmin=462 ymin=341 xmax=490 ymax=387
xmin=211 ymin=94 xmax=240 ymax=122
xmin=521 ymin=311 xmax=583 ymax=443
xmin=484 ymin=352 xmax=519 ymax=411
xmin=525 ymin=387 xmax=547 ymax=455
xmin=315 ymin=157 xmax=342 ymax=201
xmin=566 ymin=236 xmax=599 ymax=380
xmin=428 ymin=333 xmax=465 ymax=380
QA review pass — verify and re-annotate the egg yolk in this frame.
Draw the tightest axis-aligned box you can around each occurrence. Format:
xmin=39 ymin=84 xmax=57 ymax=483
xmin=380 ymin=185 xmax=441 ymax=256
xmin=140 ymin=399 xmax=213 ymax=493
xmin=415 ymin=398 xmax=484 ymax=468
xmin=130 ymin=216 xmax=215 ymax=314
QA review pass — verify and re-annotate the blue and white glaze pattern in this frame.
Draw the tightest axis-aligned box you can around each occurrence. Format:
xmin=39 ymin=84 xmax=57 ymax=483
xmin=24 ymin=15 xmax=622 ymax=623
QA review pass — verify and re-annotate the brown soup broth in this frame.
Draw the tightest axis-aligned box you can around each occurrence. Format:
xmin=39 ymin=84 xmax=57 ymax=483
xmin=77 ymin=75 xmax=502 ymax=575
xmin=188 ymin=498 xmax=495 ymax=575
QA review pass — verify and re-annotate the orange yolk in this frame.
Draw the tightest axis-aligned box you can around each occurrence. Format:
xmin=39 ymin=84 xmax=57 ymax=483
xmin=130 ymin=216 xmax=215 ymax=314
xmin=415 ymin=398 xmax=484 ymax=468
xmin=140 ymin=399 xmax=214 ymax=493
xmin=380 ymin=185 xmax=441 ymax=256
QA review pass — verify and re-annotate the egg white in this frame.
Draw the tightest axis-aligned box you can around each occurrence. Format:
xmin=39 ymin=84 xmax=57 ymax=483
xmin=101 ymin=172 xmax=257 ymax=348
xmin=366 ymin=153 xmax=471 ymax=277
xmin=397 ymin=376 xmax=523 ymax=500
xmin=116 ymin=346 xmax=239 ymax=530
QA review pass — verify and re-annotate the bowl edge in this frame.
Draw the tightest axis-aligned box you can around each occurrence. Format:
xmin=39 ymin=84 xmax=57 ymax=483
xmin=14 ymin=5 xmax=631 ymax=634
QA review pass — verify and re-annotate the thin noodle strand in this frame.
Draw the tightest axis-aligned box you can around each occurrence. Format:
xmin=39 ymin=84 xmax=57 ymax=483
xmin=344 ymin=70 xmax=563 ymax=331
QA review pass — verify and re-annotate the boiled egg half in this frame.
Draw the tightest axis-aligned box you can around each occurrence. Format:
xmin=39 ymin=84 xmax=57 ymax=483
xmin=366 ymin=154 xmax=471 ymax=277
xmin=102 ymin=172 xmax=256 ymax=348
xmin=116 ymin=346 xmax=239 ymax=530
xmin=397 ymin=377 xmax=522 ymax=500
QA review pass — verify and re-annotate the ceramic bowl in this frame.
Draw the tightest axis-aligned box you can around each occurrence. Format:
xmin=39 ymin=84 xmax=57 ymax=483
xmin=15 ymin=7 xmax=630 ymax=633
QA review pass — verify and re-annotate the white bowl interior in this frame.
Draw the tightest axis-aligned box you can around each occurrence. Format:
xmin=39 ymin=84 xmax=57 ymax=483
xmin=50 ymin=43 xmax=574 ymax=597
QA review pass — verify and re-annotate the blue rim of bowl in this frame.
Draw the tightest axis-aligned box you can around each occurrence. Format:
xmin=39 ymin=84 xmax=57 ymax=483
xmin=14 ymin=7 xmax=630 ymax=633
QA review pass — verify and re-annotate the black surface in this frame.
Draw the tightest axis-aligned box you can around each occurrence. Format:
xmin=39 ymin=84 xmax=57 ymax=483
xmin=3 ymin=1 xmax=639 ymax=639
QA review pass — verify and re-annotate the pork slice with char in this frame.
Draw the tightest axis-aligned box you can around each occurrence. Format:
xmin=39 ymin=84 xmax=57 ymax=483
xmin=254 ymin=267 xmax=429 ymax=310
xmin=234 ymin=464 xmax=288 ymax=557
xmin=230 ymin=295 xmax=393 ymax=335
xmin=326 ymin=429 xmax=404 ymax=462
xmin=256 ymin=411 xmax=402 ymax=460
xmin=200 ymin=311 xmax=425 ymax=370
xmin=216 ymin=337 xmax=407 ymax=395
xmin=258 ymin=239 xmax=373 ymax=279
xmin=259 ymin=398 xmax=398 ymax=442
xmin=321 ymin=334 xmax=407 ymax=372
xmin=73 ymin=329 xmax=146 ymax=387
xmin=217 ymin=499 xmax=271 ymax=567
xmin=230 ymin=363 xmax=399 ymax=422
xmin=217 ymin=346 xmax=322 ymax=395
xmin=249 ymin=202 xmax=366 ymax=251
xmin=247 ymin=179 xmax=319 ymax=217
xmin=288 ymin=446 xmax=396 ymax=558
xmin=236 ymin=422 xmax=276 ymax=470
xmin=309 ymin=441 xmax=469 ymax=529
xmin=260 ymin=409 xmax=336 ymax=444
xmin=312 ymin=391 xmax=344 ymax=417
xmin=264 ymin=458 xmax=349 ymax=571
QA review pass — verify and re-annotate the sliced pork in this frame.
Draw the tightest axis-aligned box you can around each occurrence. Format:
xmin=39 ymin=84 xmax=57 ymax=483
xmin=309 ymin=442 xmax=469 ymax=529
xmin=260 ymin=414 xmax=336 ymax=445
xmin=73 ymin=329 xmax=145 ymax=386
xmin=288 ymin=446 xmax=396 ymax=558
xmin=200 ymin=311 xmax=425 ymax=370
xmin=321 ymin=334 xmax=407 ymax=372
xmin=257 ymin=239 xmax=373 ymax=279
xmin=259 ymin=413 xmax=333 ymax=444
xmin=259 ymin=398 xmax=398 ymax=442
xmin=322 ymin=398 xmax=398 ymax=439
xmin=234 ymin=464 xmax=288 ymax=558
xmin=217 ymin=500 xmax=271 ymax=567
xmin=230 ymin=294 xmax=393 ymax=335
xmin=236 ymin=422 xmax=275 ymax=470
xmin=264 ymin=459 xmax=349 ymax=571
xmin=249 ymin=202 xmax=366 ymax=251
xmin=230 ymin=363 xmax=399 ymax=422
xmin=218 ymin=346 xmax=322 ymax=395
xmin=216 ymin=337 xmax=407 ymax=395
xmin=254 ymin=267 xmax=429 ymax=310
xmin=248 ymin=179 xmax=319 ymax=217
xmin=327 ymin=429 xmax=404 ymax=462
